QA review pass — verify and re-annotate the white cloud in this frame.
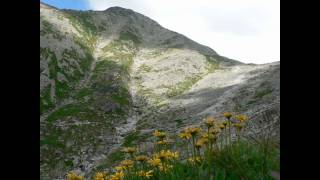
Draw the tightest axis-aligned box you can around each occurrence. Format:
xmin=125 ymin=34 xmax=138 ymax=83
xmin=86 ymin=0 xmax=280 ymax=64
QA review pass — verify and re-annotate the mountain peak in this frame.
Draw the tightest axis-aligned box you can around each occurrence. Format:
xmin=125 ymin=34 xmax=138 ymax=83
xmin=104 ymin=6 xmax=135 ymax=14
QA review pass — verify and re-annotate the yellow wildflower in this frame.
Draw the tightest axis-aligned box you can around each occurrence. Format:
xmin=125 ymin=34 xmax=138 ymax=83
xmin=235 ymin=115 xmax=248 ymax=122
xmin=201 ymin=133 xmax=209 ymax=139
xmin=185 ymin=127 xmax=201 ymax=136
xmin=233 ymin=123 xmax=244 ymax=130
xmin=159 ymin=163 xmax=173 ymax=172
xmin=187 ymin=156 xmax=202 ymax=165
xmin=195 ymin=142 xmax=203 ymax=149
xmin=223 ymin=112 xmax=232 ymax=119
xmin=93 ymin=172 xmax=107 ymax=180
xmin=109 ymin=171 xmax=124 ymax=180
xmin=120 ymin=159 xmax=134 ymax=168
xmin=153 ymin=130 xmax=166 ymax=139
xmin=121 ymin=147 xmax=136 ymax=154
xmin=137 ymin=170 xmax=153 ymax=178
xmin=179 ymin=132 xmax=192 ymax=140
xmin=154 ymin=150 xmax=179 ymax=161
xmin=157 ymin=139 xmax=169 ymax=145
xmin=135 ymin=155 xmax=148 ymax=163
xmin=200 ymin=137 xmax=209 ymax=144
xmin=209 ymin=128 xmax=220 ymax=135
xmin=66 ymin=172 xmax=84 ymax=180
xmin=114 ymin=165 xmax=126 ymax=171
xmin=204 ymin=116 xmax=216 ymax=127
xmin=219 ymin=123 xmax=226 ymax=130
xmin=171 ymin=151 xmax=180 ymax=159
xmin=148 ymin=157 xmax=161 ymax=167
xmin=202 ymin=132 xmax=216 ymax=141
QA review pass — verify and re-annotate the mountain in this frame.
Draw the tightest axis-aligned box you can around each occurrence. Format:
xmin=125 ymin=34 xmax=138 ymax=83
xmin=40 ymin=3 xmax=279 ymax=179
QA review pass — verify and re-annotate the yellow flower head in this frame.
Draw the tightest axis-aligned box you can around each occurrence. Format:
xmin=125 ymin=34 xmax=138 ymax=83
xmin=153 ymin=130 xmax=166 ymax=139
xmin=201 ymin=137 xmax=209 ymax=144
xmin=201 ymin=132 xmax=209 ymax=138
xmin=185 ymin=127 xmax=201 ymax=136
xmin=187 ymin=156 xmax=202 ymax=165
xmin=233 ymin=123 xmax=244 ymax=130
xmin=66 ymin=172 xmax=84 ymax=180
xmin=121 ymin=147 xmax=136 ymax=154
xmin=109 ymin=171 xmax=124 ymax=180
xmin=120 ymin=159 xmax=134 ymax=168
xmin=157 ymin=139 xmax=169 ymax=145
xmin=114 ymin=165 xmax=126 ymax=171
xmin=159 ymin=163 xmax=173 ymax=172
xmin=93 ymin=172 xmax=107 ymax=180
xmin=137 ymin=170 xmax=153 ymax=178
xmin=204 ymin=116 xmax=216 ymax=127
xmin=135 ymin=155 xmax=148 ymax=163
xmin=195 ymin=141 xmax=204 ymax=149
xmin=148 ymin=157 xmax=161 ymax=167
xmin=154 ymin=150 xmax=179 ymax=161
xmin=235 ymin=115 xmax=248 ymax=123
xmin=209 ymin=128 xmax=220 ymax=135
xmin=223 ymin=112 xmax=233 ymax=119
xmin=171 ymin=151 xmax=180 ymax=159
xmin=179 ymin=132 xmax=192 ymax=140
xmin=219 ymin=123 xmax=226 ymax=130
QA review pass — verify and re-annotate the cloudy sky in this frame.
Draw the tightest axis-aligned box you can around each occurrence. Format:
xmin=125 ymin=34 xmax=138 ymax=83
xmin=42 ymin=0 xmax=280 ymax=64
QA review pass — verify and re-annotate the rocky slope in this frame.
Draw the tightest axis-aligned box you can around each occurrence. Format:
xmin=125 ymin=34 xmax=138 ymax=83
xmin=40 ymin=3 xmax=279 ymax=179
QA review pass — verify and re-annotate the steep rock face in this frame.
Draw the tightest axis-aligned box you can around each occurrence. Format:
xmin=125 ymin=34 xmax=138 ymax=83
xmin=40 ymin=3 xmax=279 ymax=179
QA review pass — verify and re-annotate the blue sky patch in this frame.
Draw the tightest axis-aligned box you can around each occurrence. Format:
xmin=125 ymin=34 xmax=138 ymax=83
xmin=41 ymin=0 xmax=89 ymax=10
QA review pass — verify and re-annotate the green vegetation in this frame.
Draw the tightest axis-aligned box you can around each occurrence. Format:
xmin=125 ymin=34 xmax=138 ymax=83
xmin=65 ymin=10 xmax=97 ymax=36
xmin=46 ymin=104 xmax=85 ymax=123
xmin=62 ymin=48 xmax=92 ymax=73
xmin=108 ymin=151 xmax=126 ymax=165
xmin=122 ymin=131 xmax=140 ymax=147
xmin=64 ymin=10 xmax=98 ymax=51
xmin=41 ymin=19 xmax=54 ymax=35
xmin=102 ymin=40 xmax=136 ymax=61
xmin=112 ymin=94 xmax=130 ymax=105
xmin=165 ymin=56 xmax=219 ymax=98
xmin=174 ymin=119 xmax=184 ymax=127
xmin=45 ymin=101 xmax=110 ymax=124
xmin=204 ymin=55 xmax=220 ymax=73
xmin=65 ymin=160 xmax=74 ymax=167
xmin=74 ymin=88 xmax=92 ymax=99
xmin=245 ymin=88 xmax=273 ymax=106
xmin=40 ymin=18 xmax=65 ymax=40
xmin=254 ymin=89 xmax=273 ymax=98
xmin=55 ymin=80 xmax=72 ymax=100
xmin=40 ymin=86 xmax=55 ymax=114
xmin=119 ymin=30 xmax=142 ymax=45
xmin=166 ymin=76 xmax=201 ymax=98
xmin=211 ymin=140 xmax=279 ymax=179
xmin=40 ymin=43 xmax=95 ymax=105
xmin=40 ymin=134 xmax=64 ymax=148
xmin=139 ymin=64 xmax=152 ymax=72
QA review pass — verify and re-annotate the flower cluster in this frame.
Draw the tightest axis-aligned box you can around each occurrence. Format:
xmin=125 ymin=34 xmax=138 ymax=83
xmin=66 ymin=172 xmax=84 ymax=180
xmin=136 ymin=170 xmax=153 ymax=178
xmin=153 ymin=130 xmax=170 ymax=146
xmin=66 ymin=112 xmax=250 ymax=180
xmin=93 ymin=172 xmax=107 ymax=180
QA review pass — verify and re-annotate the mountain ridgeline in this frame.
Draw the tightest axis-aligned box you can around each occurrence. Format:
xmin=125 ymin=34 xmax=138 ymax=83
xmin=40 ymin=3 xmax=279 ymax=179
